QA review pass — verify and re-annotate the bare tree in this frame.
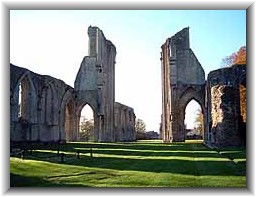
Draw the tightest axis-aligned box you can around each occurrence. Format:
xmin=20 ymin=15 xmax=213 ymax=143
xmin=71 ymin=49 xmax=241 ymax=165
xmin=135 ymin=118 xmax=146 ymax=133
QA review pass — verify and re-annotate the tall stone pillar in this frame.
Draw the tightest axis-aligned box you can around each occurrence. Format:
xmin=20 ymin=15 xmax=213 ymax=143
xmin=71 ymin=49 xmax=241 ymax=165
xmin=161 ymin=44 xmax=171 ymax=143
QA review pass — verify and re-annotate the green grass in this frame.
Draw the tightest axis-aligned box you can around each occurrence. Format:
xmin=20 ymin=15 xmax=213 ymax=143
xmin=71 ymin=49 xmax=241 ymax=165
xmin=10 ymin=140 xmax=246 ymax=187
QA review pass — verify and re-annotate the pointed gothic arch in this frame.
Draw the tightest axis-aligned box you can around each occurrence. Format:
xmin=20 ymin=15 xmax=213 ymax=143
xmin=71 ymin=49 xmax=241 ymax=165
xmin=59 ymin=88 xmax=77 ymax=142
xmin=10 ymin=71 xmax=37 ymax=142
xmin=76 ymin=101 xmax=100 ymax=142
xmin=177 ymin=87 xmax=205 ymax=141
xmin=13 ymin=72 xmax=37 ymax=122
xmin=78 ymin=104 xmax=95 ymax=142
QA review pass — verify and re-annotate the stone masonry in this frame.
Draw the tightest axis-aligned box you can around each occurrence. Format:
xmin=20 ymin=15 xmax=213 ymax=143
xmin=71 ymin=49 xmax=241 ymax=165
xmin=75 ymin=26 xmax=116 ymax=142
xmin=160 ymin=27 xmax=205 ymax=143
xmin=10 ymin=26 xmax=246 ymax=147
xmin=10 ymin=64 xmax=76 ymax=143
xmin=206 ymin=65 xmax=246 ymax=146
xmin=161 ymin=27 xmax=246 ymax=147
xmin=114 ymin=102 xmax=136 ymax=142
xmin=10 ymin=26 xmax=136 ymax=143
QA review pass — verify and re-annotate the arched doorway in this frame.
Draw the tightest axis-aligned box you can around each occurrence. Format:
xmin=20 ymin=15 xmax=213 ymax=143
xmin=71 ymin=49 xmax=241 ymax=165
xmin=16 ymin=74 xmax=37 ymax=123
xmin=11 ymin=73 xmax=37 ymax=142
xmin=184 ymin=99 xmax=204 ymax=140
xmin=76 ymin=101 xmax=100 ymax=142
xmin=64 ymin=99 xmax=76 ymax=142
xmin=177 ymin=87 xmax=205 ymax=142
xmin=79 ymin=104 xmax=94 ymax=142
xmin=59 ymin=89 xmax=77 ymax=142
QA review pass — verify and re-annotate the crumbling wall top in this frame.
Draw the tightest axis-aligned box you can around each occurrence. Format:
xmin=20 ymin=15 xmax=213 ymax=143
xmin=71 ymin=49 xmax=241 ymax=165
xmin=170 ymin=27 xmax=190 ymax=50
xmin=88 ymin=26 xmax=116 ymax=57
xmin=207 ymin=64 xmax=246 ymax=87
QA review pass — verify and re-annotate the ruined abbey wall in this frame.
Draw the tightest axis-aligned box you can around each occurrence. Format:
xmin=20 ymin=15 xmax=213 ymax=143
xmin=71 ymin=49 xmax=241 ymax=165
xmin=10 ymin=64 xmax=76 ymax=143
xmin=161 ymin=27 xmax=205 ymax=143
xmin=75 ymin=26 xmax=116 ymax=142
xmin=10 ymin=26 xmax=136 ymax=144
xmin=161 ymin=27 xmax=246 ymax=147
xmin=114 ymin=102 xmax=136 ymax=142
xmin=10 ymin=26 xmax=246 ymax=147
xmin=206 ymin=65 xmax=246 ymax=146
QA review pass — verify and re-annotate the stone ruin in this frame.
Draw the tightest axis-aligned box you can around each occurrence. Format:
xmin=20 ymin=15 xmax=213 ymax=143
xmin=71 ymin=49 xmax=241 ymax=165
xmin=160 ymin=27 xmax=246 ymax=147
xmin=10 ymin=26 xmax=246 ymax=147
xmin=207 ymin=65 xmax=246 ymax=146
xmin=10 ymin=26 xmax=136 ymax=144
xmin=160 ymin=27 xmax=205 ymax=143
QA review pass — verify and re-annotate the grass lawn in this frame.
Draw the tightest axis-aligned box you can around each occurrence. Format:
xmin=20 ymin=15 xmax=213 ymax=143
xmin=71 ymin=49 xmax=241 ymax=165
xmin=10 ymin=140 xmax=246 ymax=187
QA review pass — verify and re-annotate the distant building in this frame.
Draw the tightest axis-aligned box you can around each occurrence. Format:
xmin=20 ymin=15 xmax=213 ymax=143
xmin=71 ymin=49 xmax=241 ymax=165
xmin=146 ymin=131 xmax=159 ymax=139
xmin=136 ymin=131 xmax=159 ymax=140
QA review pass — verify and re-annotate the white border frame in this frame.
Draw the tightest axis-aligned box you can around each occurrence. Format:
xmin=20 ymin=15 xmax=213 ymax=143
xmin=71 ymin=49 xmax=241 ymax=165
xmin=1 ymin=0 xmax=255 ymax=195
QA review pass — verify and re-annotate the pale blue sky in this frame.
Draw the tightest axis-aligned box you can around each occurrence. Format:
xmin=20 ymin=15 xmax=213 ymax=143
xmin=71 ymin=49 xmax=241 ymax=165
xmin=10 ymin=10 xmax=246 ymax=131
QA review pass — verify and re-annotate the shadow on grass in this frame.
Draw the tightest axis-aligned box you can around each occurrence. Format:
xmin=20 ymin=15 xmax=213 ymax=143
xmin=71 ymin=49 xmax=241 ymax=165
xmin=25 ymin=142 xmax=246 ymax=160
xmin=11 ymin=142 xmax=246 ymax=183
xmin=13 ymin=152 xmax=245 ymax=177
xmin=10 ymin=173 xmax=90 ymax=187
xmin=29 ymin=142 xmax=207 ymax=152
xmin=78 ymin=156 xmax=244 ymax=176
xmin=74 ymin=149 xmax=220 ymax=158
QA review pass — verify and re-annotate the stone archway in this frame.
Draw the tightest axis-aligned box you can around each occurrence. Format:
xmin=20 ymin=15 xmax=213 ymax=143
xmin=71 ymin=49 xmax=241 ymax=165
xmin=76 ymin=101 xmax=100 ymax=142
xmin=10 ymin=71 xmax=38 ymax=142
xmin=59 ymin=89 xmax=77 ymax=142
xmin=160 ymin=27 xmax=205 ymax=143
xmin=12 ymin=72 xmax=37 ymax=124
xmin=79 ymin=104 xmax=94 ymax=141
xmin=170 ymin=86 xmax=205 ymax=142
xmin=180 ymin=92 xmax=205 ymax=141
xmin=184 ymin=99 xmax=204 ymax=139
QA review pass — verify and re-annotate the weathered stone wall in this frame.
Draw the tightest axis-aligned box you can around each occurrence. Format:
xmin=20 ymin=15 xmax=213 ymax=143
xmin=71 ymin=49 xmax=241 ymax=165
xmin=161 ymin=27 xmax=246 ymax=147
xmin=161 ymin=27 xmax=205 ymax=142
xmin=11 ymin=26 xmax=136 ymax=144
xmin=10 ymin=64 xmax=76 ymax=143
xmin=206 ymin=65 xmax=246 ymax=147
xmin=160 ymin=38 xmax=171 ymax=143
xmin=114 ymin=102 xmax=136 ymax=142
xmin=75 ymin=26 xmax=117 ymax=142
xmin=210 ymin=85 xmax=240 ymax=146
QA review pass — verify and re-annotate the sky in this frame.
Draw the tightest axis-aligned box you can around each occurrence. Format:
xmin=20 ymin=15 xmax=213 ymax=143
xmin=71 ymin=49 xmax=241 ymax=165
xmin=10 ymin=10 xmax=246 ymax=132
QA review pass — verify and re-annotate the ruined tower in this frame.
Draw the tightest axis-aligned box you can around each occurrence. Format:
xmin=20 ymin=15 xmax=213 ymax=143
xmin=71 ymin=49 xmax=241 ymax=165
xmin=161 ymin=27 xmax=205 ymax=143
xmin=75 ymin=26 xmax=116 ymax=142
